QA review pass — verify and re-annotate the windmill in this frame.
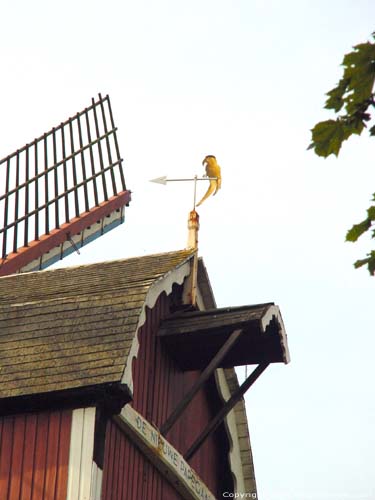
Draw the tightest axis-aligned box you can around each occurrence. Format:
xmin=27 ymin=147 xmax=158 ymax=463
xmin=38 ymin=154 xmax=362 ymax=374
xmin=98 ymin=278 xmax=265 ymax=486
xmin=0 ymin=94 xmax=131 ymax=276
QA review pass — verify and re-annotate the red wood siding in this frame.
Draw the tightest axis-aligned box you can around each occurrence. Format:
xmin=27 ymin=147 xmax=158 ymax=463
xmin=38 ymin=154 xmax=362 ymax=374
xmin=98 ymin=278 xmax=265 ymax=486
xmin=102 ymin=290 xmax=232 ymax=499
xmin=101 ymin=418 xmax=180 ymax=500
xmin=0 ymin=410 xmax=72 ymax=500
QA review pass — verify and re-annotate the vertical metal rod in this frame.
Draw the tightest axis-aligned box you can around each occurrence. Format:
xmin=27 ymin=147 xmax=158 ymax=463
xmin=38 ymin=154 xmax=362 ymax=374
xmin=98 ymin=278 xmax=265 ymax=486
xmin=98 ymin=94 xmax=117 ymax=195
xmin=69 ymin=120 xmax=80 ymax=218
xmin=52 ymin=128 xmax=59 ymax=229
xmin=107 ymin=96 xmax=126 ymax=191
xmin=44 ymin=134 xmax=50 ymax=234
xmin=2 ymin=159 xmax=11 ymax=258
xmin=85 ymin=109 xmax=99 ymax=206
xmin=92 ymin=98 xmax=108 ymax=201
xmin=61 ymin=126 xmax=69 ymax=223
xmin=34 ymin=140 xmax=39 ymax=240
xmin=193 ymin=175 xmax=197 ymax=209
xmin=24 ymin=147 xmax=30 ymax=247
xmin=77 ymin=113 xmax=90 ymax=212
xmin=13 ymin=153 xmax=20 ymax=253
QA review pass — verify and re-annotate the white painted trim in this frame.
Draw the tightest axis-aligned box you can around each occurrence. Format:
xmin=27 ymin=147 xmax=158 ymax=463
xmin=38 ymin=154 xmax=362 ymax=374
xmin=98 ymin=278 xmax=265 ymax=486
xmin=261 ymin=305 xmax=290 ymax=364
xmin=122 ymin=260 xmax=192 ymax=393
xmin=67 ymin=407 xmax=96 ymax=500
xmin=215 ymin=369 xmax=246 ymax=494
xmin=90 ymin=462 xmax=103 ymax=500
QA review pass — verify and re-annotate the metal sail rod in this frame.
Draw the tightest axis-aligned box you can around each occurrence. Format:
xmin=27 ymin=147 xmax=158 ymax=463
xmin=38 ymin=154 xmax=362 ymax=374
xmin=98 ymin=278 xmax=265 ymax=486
xmin=0 ymin=130 xmax=118 ymax=202
xmin=0 ymin=160 xmax=123 ymax=234
xmin=92 ymin=97 xmax=108 ymax=201
xmin=34 ymin=140 xmax=39 ymax=240
xmin=98 ymin=93 xmax=117 ymax=196
xmin=85 ymin=108 xmax=99 ymax=206
xmin=61 ymin=126 xmax=69 ymax=223
xmin=0 ymin=95 xmax=108 ymax=164
xmin=13 ymin=153 xmax=20 ymax=252
xmin=52 ymin=128 xmax=59 ymax=229
xmin=2 ymin=159 xmax=10 ymax=258
xmin=24 ymin=147 xmax=30 ymax=247
xmin=69 ymin=120 xmax=80 ymax=218
xmin=44 ymin=134 xmax=50 ymax=235
xmin=107 ymin=96 xmax=126 ymax=191
xmin=77 ymin=113 xmax=90 ymax=212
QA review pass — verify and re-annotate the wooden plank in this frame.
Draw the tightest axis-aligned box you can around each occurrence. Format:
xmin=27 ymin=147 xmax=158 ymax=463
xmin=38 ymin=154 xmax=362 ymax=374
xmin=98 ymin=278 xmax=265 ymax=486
xmin=161 ymin=329 xmax=243 ymax=435
xmin=31 ymin=413 xmax=49 ymax=500
xmin=8 ymin=415 xmax=26 ymax=499
xmin=20 ymin=413 xmax=37 ymax=500
xmin=0 ymin=417 xmax=13 ymax=497
xmin=44 ymin=412 xmax=61 ymax=498
xmin=0 ymin=191 xmax=131 ymax=276
xmin=55 ymin=410 xmax=73 ymax=500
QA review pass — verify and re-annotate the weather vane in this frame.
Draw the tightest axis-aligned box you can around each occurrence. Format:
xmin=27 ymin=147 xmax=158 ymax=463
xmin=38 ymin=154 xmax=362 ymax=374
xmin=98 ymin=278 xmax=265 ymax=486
xmin=150 ymin=155 xmax=222 ymax=306
xmin=150 ymin=155 xmax=222 ymax=209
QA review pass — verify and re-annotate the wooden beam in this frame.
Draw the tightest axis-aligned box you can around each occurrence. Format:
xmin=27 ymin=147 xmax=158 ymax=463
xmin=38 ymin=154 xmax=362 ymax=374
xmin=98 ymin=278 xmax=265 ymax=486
xmin=0 ymin=190 xmax=131 ymax=276
xmin=160 ymin=329 xmax=243 ymax=435
xmin=184 ymin=362 xmax=269 ymax=461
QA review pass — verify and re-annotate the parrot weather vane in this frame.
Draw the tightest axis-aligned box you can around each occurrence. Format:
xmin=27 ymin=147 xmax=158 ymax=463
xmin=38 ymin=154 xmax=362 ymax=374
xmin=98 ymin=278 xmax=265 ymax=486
xmin=150 ymin=155 xmax=222 ymax=209
xmin=150 ymin=155 xmax=221 ymax=306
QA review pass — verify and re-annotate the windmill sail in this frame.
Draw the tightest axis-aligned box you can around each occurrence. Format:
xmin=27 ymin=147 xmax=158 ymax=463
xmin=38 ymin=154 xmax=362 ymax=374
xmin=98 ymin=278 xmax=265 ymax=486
xmin=0 ymin=94 xmax=131 ymax=276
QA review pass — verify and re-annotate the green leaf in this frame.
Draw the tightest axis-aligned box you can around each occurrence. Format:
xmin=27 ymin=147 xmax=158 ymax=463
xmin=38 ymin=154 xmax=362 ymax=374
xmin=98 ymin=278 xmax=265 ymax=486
xmin=342 ymin=41 xmax=375 ymax=112
xmin=353 ymin=251 xmax=375 ymax=274
xmin=310 ymin=119 xmax=346 ymax=157
xmin=346 ymin=218 xmax=371 ymax=242
xmin=367 ymin=206 xmax=375 ymax=220
xmin=325 ymin=78 xmax=349 ymax=112
xmin=354 ymin=257 xmax=370 ymax=269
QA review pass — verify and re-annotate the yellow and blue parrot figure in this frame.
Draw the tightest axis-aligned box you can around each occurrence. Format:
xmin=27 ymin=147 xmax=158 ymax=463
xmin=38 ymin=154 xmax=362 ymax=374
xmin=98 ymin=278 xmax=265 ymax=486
xmin=196 ymin=155 xmax=222 ymax=207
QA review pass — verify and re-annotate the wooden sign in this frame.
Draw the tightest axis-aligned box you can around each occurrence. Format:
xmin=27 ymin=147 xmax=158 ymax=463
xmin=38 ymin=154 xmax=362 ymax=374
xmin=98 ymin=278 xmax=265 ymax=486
xmin=116 ymin=405 xmax=216 ymax=500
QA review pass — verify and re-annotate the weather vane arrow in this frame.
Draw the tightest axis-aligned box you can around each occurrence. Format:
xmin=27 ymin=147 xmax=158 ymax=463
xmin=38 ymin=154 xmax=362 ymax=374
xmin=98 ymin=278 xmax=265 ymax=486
xmin=150 ymin=175 xmax=216 ymax=185
xmin=150 ymin=155 xmax=222 ymax=209
xmin=150 ymin=174 xmax=218 ymax=208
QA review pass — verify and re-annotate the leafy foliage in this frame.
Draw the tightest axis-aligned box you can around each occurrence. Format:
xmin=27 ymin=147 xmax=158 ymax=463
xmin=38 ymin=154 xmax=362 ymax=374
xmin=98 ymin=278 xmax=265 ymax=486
xmin=309 ymin=34 xmax=375 ymax=274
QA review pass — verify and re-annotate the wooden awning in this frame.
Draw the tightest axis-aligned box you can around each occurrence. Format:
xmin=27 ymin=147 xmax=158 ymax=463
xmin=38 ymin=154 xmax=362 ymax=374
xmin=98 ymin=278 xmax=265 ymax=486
xmin=158 ymin=303 xmax=290 ymax=371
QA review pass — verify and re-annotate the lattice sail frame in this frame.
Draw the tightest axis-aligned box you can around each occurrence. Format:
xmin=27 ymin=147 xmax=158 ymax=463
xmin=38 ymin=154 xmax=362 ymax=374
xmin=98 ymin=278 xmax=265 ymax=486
xmin=0 ymin=94 xmax=131 ymax=276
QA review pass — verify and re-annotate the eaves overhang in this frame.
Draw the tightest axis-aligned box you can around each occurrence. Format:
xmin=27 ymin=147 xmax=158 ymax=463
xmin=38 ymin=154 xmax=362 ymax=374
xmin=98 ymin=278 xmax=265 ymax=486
xmin=158 ymin=303 xmax=290 ymax=371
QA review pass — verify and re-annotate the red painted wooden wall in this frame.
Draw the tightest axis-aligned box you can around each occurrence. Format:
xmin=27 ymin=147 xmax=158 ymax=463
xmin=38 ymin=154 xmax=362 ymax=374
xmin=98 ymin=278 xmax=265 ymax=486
xmin=101 ymin=290 xmax=232 ymax=499
xmin=0 ymin=410 xmax=72 ymax=500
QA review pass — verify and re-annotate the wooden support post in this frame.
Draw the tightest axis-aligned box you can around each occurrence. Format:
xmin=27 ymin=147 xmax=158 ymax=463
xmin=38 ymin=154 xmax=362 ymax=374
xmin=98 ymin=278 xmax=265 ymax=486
xmin=184 ymin=362 xmax=269 ymax=461
xmin=160 ymin=329 xmax=243 ymax=436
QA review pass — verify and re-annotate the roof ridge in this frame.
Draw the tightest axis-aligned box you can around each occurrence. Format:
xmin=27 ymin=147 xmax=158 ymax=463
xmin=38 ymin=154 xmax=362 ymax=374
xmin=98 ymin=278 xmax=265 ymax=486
xmin=0 ymin=248 xmax=195 ymax=280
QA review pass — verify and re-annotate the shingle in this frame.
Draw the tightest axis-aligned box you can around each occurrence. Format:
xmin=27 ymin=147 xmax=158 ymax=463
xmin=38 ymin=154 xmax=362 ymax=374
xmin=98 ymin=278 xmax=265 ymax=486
xmin=0 ymin=249 xmax=193 ymax=399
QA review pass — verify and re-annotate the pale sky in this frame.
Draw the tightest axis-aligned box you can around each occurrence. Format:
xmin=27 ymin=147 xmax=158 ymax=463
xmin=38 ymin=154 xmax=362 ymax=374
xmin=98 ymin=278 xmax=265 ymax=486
xmin=1 ymin=1 xmax=375 ymax=499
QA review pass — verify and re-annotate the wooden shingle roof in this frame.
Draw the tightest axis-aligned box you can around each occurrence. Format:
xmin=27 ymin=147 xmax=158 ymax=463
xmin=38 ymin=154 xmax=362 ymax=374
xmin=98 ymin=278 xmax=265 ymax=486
xmin=0 ymin=249 xmax=194 ymax=408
